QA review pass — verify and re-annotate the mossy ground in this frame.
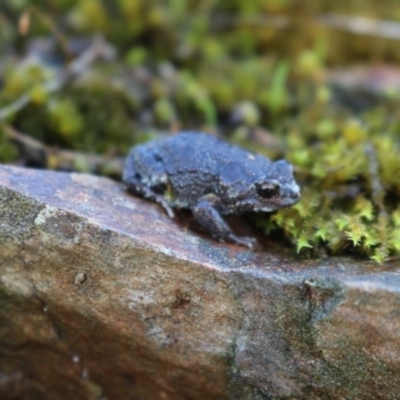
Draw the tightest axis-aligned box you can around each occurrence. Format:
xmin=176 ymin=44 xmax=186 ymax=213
xmin=1 ymin=0 xmax=400 ymax=262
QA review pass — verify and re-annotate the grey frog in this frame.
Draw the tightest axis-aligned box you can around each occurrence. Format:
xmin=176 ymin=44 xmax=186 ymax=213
xmin=123 ymin=132 xmax=300 ymax=249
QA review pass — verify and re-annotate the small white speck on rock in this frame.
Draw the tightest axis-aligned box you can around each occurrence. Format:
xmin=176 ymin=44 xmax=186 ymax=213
xmin=74 ymin=272 xmax=86 ymax=285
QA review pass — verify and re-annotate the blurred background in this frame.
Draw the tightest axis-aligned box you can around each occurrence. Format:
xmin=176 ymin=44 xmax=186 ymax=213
xmin=1 ymin=0 xmax=400 ymax=261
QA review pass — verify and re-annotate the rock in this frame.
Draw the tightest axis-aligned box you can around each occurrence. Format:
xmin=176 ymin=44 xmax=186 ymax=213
xmin=0 ymin=164 xmax=399 ymax=400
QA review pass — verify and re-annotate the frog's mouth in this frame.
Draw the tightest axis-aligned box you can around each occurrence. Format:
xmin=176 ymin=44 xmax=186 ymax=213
xmin=257 ymin=207 xmax=274 ymax=212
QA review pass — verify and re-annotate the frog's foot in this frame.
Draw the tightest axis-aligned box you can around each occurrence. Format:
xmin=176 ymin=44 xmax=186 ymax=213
xmin=193 ymin=200 xmax=256 ymax=249
xmin=156 ymin=196 xmax=175 ymax=218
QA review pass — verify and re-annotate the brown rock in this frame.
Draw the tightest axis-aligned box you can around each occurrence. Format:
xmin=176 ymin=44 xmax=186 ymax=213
xmin=0 ymin=165 xmax=399 ymax=400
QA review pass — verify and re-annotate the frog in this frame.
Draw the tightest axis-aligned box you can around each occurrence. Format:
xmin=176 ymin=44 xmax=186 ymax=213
xmin=123 ymin=132 xmax=300 ymax=249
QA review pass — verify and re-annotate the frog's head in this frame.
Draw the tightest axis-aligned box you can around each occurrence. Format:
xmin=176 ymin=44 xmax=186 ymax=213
xmin=251 ymin=160 xmax=300 ymax=212
xmin=230 ymin=160 xmax=300 ymax=213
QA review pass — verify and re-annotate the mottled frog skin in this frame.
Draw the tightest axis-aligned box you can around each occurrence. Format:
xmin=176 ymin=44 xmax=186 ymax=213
xmin=123 ymin=132 xmax=300 ymax=248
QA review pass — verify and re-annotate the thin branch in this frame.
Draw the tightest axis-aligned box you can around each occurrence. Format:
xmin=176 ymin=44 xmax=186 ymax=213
xmin=3 ymin=124 xmax=44 ymax=151
xmin=3 ymin=124 xmax=124 ymax=176
xmin=0 ymin=94 xmax=32 ymax=122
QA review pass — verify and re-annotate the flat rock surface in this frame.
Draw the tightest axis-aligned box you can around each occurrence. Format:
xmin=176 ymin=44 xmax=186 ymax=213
xmin=0 ymin=164 xmax=399 ymax=400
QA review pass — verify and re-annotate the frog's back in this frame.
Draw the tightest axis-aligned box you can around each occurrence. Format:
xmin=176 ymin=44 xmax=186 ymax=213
xmin=159 ymin=132 xmax=219 ymax=174
xmin=160 ymin=132 xmax=259 ymax=180
xmin=158 ymin=132 xmax=272 ymax=204
xmin=155 ymin=133 xmax=221 ymax=204
xmin=160 ymin=132 xmax=262 ymax=172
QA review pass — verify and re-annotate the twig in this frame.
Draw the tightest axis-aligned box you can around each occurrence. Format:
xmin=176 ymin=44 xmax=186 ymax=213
xmin=3 ymin=124 xmax=44 ymax=152
xmin=3 ymin=124 xmax=124 ymax=176
xmin=0 ymin=35 xmax=115 ymax=121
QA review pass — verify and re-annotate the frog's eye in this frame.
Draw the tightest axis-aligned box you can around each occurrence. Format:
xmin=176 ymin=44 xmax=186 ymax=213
xmin=256 ymin=181 xmax=280 ymax=198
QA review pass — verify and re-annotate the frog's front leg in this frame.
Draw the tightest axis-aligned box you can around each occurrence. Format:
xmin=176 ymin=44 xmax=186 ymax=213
xmin=123 ymin=173 xmax=175 ymax=219
xmin=125 ymin=178 xmax=174 ymax=218
xmin=193 ymin=198 xmax=256 ymax=249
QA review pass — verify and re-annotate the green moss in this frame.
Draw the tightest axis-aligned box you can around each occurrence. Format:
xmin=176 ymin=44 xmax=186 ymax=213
xmin=261 ymin=104 xmax=400 ymax=262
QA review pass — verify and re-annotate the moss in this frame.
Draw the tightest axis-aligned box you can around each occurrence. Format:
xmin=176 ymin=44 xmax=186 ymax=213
xmin=261 ymin=101 xmax=400 ymax=262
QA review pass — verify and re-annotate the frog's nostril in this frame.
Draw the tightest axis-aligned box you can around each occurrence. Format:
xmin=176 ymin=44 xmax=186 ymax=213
xmin=290 ymin=188 xmax=300 ymax=200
